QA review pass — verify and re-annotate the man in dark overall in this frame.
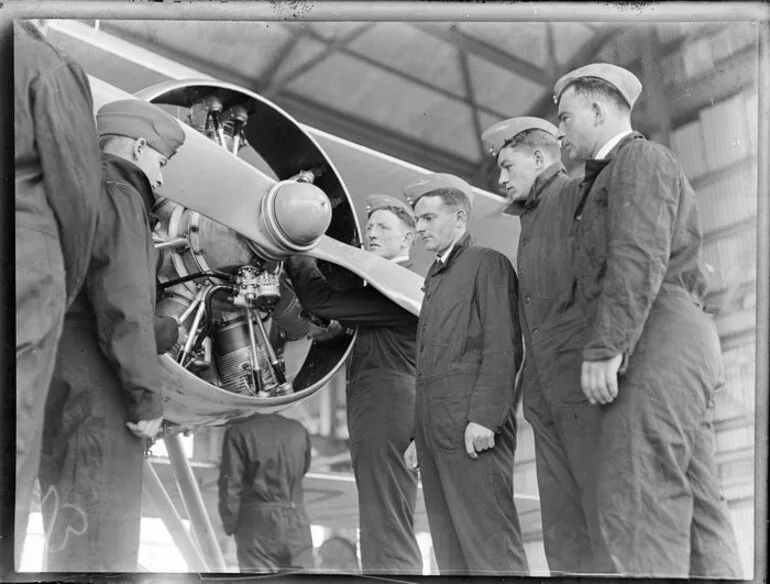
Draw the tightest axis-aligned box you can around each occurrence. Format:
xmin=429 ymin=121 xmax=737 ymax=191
xmin=402 ymin=174 xmax=528 ymax=575
xmin=285 ymin=194 xmax=422 ymax=574
xmin=39 ymin=99 xmax=186 ymax=571
xmin=13 ymin=20 xmax=102 ymax=565
xmin=218 ymin=413 xmax=314 ymax=572
xmin=481 ymin=117 xmax=606 ymax=574
xmin=555 ymin=63 xmax=742 ymax=578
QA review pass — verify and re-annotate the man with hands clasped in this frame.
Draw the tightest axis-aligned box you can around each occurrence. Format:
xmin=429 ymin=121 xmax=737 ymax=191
xmin=402 ymin=173 xmax=527 ymax=575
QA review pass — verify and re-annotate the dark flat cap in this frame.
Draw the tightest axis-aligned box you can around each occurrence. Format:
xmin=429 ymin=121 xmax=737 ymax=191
xmin=97 ymin=99 xmax=186 ymax=158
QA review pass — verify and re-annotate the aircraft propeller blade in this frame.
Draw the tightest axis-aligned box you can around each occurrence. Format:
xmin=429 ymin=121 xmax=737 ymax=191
xmin=308 ymin=236 xmax=423 ymax=315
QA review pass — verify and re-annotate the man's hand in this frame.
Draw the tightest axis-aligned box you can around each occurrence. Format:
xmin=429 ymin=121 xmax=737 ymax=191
xmin=581 ymin=353 xmax=624 ymax=405
xmin=307 ymin=319 xmax=345 ymax=342
xmin=404 ymin=440 xmax=419 ymax=470
xmin=464 ymin=422 xmax=495 ymax=460
xmin=126 ymin=416 xmax=163 ymax=439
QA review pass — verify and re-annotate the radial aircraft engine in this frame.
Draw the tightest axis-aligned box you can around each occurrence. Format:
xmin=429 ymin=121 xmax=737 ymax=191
xmin=90 ymin=77 xmax=424 ymax=431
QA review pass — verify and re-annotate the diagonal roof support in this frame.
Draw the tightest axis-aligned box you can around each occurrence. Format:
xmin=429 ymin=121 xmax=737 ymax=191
xmin=261 ymin=23 xmax=376 ymax=98
xmin=257 ymin=31 xmax=303 ymax=90
xmin=527 ymin=25 xmax=625 ymax=119
xmin=298 ymin=25 xmax=512 ymax=121
xmin=413 ymin=22 xmax=551 ymax=87
xmin=458 ymin=48 xmax=486 ymax=165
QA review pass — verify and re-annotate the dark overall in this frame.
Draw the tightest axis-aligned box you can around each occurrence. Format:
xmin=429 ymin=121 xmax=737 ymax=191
xmin=573 ymin=133 xmax=742 ymax=578
xmin=218 ymin=414 xmax=314 ymax=572
xmin=508 ymin=163 xmax=611 ymax=574
xmin=287 ymin=257 xmax=422 ymax=573
xmin=13 ymin=20 xmax=102 ymax=565
xmin=39 ymin=155 xmax=163 ymax=572
xmin=414 ymin=234 xmax=528 ymax=575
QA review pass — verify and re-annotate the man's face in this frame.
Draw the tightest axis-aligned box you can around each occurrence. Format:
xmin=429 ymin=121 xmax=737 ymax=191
xmin=414 ymin=195 xmax=461 ymax=254
xmin=557 ymin=87 xmax=599 ymax=162
xmin=134 ymin=141 xmax=168 ymax=192
xmin=365 ymin=208 xmax=412 ymax=260
xmin=497 ymin=146 xmax=542 ymax=202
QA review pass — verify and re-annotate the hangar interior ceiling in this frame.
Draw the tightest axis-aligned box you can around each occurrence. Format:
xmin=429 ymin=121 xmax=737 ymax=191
xmin=57 ymin=19 xmax=756 ymax=193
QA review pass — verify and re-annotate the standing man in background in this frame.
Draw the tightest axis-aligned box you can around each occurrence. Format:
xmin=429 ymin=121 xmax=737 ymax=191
xmin=555 ymin=62 xmax=741 ymax=578
xmin=218 ymin=413 xmax=314 ymax=572
xmin=39 ymin=99 xmax=185 ymax=572
xmin=13 ymin=19 xmax=103 ymax=567
xmin=481 ymin=117 xmax=607 ymax=574
xmin=402 ymin=174 xmax=528 ymax=575
xmin=285 ymin=194 xmax=422 ymax=574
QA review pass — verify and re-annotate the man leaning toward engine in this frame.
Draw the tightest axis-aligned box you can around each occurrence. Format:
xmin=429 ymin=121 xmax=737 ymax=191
xmin=402 ymin=173 xmax=528 ymax=575
xmin=39 ymin=99 xmax=186 ymax=572
xmin=284 ymin=194 xmax=422 ymax=574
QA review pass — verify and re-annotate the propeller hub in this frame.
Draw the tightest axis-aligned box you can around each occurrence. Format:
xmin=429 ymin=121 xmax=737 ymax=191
xmin=260 ymin=181 xmax=331 ymax=253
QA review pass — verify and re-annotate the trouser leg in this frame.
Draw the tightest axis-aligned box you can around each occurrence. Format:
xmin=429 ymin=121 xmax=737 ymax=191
xmin=524 ymin=381 xmax=598 ymax=574
xmin=348 ymin=376 xmax=421 ymax=573
xmin=688 ymin=405 xmax=743 ymax=578
xmin=432 ymin=415 xmax=529 ymax=575
xmin=286 ymin=509 xmax=314 ymax=570
xmin=413 ymin=420 xmax=467 ymax=575
xmin=40 ymin=326 xmax=145 ymax=572
xmin=15 ymin=228 xmax=66 ymax=570
xmin=596 ymin=377 xmax=696 ymax=577
xmin=596 ymin=305 xmax=744 ymax=578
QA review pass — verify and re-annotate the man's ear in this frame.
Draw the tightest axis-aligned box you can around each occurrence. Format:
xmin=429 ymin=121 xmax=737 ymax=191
xmin=404 ymin=230 xmax=416 ymax=247
xmin=132 ymin=137 xmax=147 ymax=160
xmin=456 ymin=207 xmax=468 ymax=225
xmin=533 ymin=148 xmax=546 ymax=170
xmin=591 ymin=101 xmax=603 ymax=126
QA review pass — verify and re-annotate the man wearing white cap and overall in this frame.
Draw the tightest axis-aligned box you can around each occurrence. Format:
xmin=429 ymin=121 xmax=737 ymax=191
xmin=481 ymin=118 xmax=607 ymax=574
xmin=39 ymin=99 xmax=186 ymax=572
xmin=402 ymin=174 xmax=528 ymax=575
xmin=554 ymin=63 xmax=741 ymax=577
xmin=285 ymin=194 xmax=422 ymax=574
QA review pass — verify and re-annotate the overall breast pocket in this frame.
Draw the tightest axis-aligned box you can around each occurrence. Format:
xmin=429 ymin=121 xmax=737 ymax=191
xmin=424 ymin=293 xmax=472 ymax=361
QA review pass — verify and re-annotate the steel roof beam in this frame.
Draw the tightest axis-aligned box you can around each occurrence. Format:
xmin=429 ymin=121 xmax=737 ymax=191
xmin=413 ymin=22 xmax=551 ymax=87
xmin=298 ymin=25 xmax=512 ymax=121
xmin=527 ymin=26 xmax=625 ymax=119
xmin=261 ymin=23 xmax=376 ymax=98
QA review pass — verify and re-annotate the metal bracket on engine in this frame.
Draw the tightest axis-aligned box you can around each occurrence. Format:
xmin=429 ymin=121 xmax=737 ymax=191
xmin=232 ymin=265 xmax=281 ymax=310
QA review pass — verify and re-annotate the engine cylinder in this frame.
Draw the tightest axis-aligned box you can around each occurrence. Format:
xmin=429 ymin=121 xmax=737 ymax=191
xmin=212 ymin=315 xmax=273 ymax=396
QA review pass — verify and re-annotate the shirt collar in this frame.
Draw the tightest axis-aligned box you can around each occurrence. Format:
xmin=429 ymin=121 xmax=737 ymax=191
xmin=594 ymin=129 xmax=634 ymax=160
xmin=437 ymin=238 xmax=459 ymax=264
xmin=391 ymin=255 xmax=410 ymax=264
xmin=503 ymin=162 xmax=566 ymax=216
xmin=436 ymin=232 xmax=471 ymax=265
